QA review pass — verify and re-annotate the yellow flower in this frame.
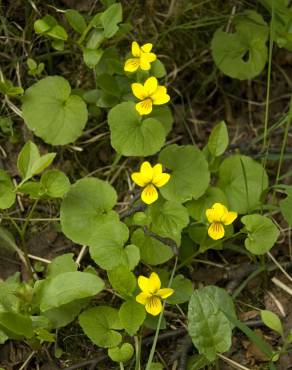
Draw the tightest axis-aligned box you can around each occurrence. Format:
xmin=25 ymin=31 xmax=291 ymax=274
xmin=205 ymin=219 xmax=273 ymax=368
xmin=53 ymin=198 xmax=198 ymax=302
xmin=136 ymin=272 xmax=174 ymax=316
xmin=131 ymin=77 xmax=170 ymax=115
xmin=206 ymin=202 xmax=238 ymax=240
xmin=124 ymin=41 xmax=157 ymax=72
xmin=131 ymin=161 xmax=170 ymax=205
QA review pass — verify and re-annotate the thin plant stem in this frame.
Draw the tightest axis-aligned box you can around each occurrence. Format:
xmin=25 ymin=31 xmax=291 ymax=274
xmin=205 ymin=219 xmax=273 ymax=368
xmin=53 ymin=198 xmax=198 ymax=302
xmin=134 ymin=335 xmax=141 ymax=370
xmin=119 ymin=362 xmax=125 ymax=370
xmin=263 ymin=1 xmax=274 ymax=150
xmin=145 ymin=257 xmax=178 ymax=370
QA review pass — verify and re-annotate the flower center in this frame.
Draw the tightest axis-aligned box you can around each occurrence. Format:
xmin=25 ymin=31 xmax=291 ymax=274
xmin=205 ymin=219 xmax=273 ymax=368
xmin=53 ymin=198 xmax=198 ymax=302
xmin=212 ymin=222 xmax=222 ymax=231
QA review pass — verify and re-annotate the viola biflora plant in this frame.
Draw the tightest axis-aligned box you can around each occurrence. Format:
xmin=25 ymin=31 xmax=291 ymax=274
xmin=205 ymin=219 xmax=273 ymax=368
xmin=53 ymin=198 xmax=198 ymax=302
xmin=0 ymin=2 xmax=291 ymax=369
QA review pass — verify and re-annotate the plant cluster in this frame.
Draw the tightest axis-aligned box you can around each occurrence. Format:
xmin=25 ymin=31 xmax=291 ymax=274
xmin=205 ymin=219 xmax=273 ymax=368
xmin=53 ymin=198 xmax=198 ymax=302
xmin=0 ymin=1 xmax=292 ymax=369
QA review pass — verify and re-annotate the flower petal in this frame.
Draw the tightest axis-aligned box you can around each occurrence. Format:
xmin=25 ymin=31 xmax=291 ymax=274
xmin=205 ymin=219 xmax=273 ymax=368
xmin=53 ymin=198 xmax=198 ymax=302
xmin=132 ymin=41 xmax=141 ymax=57
xmin=208 ymin=222 xmax=225 ymax=240
xmin=140 ymin=161 xmax=154 ymax=182
xmin=141 ymin=184 xmax=158 ymax=204
xmin=135 ymin=99 xmax=153 ymax=115
xmin=157 ymin=288 xmax=174 ymax=299
xmin=149 ymin=272 xmax=161 ymax=292
xmin=138 ymin=275 xmax=151 ymax=293
xmin=151 ymin=86 xmax=170 ymax=105
xmin=206 ymin=203 xmax=227 ymax=223
xmin=144 ymin=77 xmax=158 ymax=96
xmin=222 ymin=211 xmax=238 ymax=226
xmin=141 ymin=43 xmax=153 ymax=53
xmin=145 ymin=296 xmax=162 ymax=316
xmin=124 ymin=58 xmax=140 ymax=72
xmin=139 ymin=57 xmax=151 ymax=71
xmin=132 ymin=83 xmax=147 ymax=100
xmin=131 ymin=172 xmax=149 ymax=187
xmin=142 ymin=52 xmax=157 ymax=63
xmin=152 ymin=173 xmax=170 ymax=188
xmin=153 ymin=164 xmax=162 ymax=177
xmin=136 ymin=292 xmax=150 ymax=305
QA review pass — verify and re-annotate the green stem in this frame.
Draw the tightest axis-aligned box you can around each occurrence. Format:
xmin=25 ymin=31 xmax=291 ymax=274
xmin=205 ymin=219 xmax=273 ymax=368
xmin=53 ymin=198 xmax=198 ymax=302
xmin=263 ymin=0 xmax=274 ymax=150
xmin=145 ymin=257 xmax=178 ymax=370
xmin=134 ymin=335 xmax=141 ymax=370
xmin=177 ymin=231 xmax=243 ymax=270
xmin=119 ymin=362 xmax=125 ymax=370
xmin=272 ymin=97 xmax=292 ymax=203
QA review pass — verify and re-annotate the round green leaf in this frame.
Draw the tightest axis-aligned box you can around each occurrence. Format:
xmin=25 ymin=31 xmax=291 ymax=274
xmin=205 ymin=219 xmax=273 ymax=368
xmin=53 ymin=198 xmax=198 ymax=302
xmin=108 ymin=343 xmax=134 ymax=363
xmin=0 ymin=312 xmax=33 ymax=339
xmin=119 ymin=300 xmax=146 ymax=336
xmin=148 ymin=106 xmax=173 ymax=135
xmin=22 ymin=76 xmax=88 ymax=145
xmin=107 ymin=266 xmax=136 ymax=298
xmin=211 ymin=11 xmax=268 ymax=80
xmin=108 ymin=102 xmax=166 ymax=156
xmin=158 ymin=144 xmax=210 ymax=203
xmin=167 ymin=275 xmax=194 ymax=305
xmin=218 ymin=155 xmax=268 ymax=214
xmin=241 ymin=214 xmax=279 ymax=255
xmin=147 ymin=199 xmax=189 ymax=245
xmin=186 ymin=187 xmax=228 ymax=222
xmin=188 ymin=286 xmax=236 ymax=361
xmin=79 ymin=306 xmax=123 ymax=348
xmin=131 ymin=229 xmax=173 ymax=265
xmin=88 ymin=221 xmax=130 ymax=270
xmin=0 ymin=170 xmax=15 ymax=209
xmin=41 ymin=170 xmax=70 ymax=198
xmin=60 ymin=177 xmax=120 ymax=246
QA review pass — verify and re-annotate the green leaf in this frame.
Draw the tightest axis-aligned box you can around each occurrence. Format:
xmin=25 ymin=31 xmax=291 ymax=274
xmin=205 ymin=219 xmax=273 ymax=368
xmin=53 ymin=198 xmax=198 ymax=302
xmin=43 ymin=299 xmax=88 ymax=329
xmin=123 ymin=244 xmax=140 ymax=270
xmin=0 ymin=312 xmax=33 ymax=339
xmin=37 ymin=271 xmax=104 ymax=311
xmin=147 ymin=199 xmax=189 ymax=245
xmin=0 ymin=330 xmax=8 ymax=344
xmin=83 ymin=48 xmax=104 ymax=69
xmin=101 ymin=3 xmax=122 ymax=38
xmin=96 ymin=73 xmax=120 ymax=97
xmin=279 ymin=186 xmax=292 ymax=225
xmin=211 ymin=11 xmax=268 ymax=80
xmin=241 ymin=214 xmax=279 ymax=255
xmin=79 ymin=306 xmax=123 ymax=348
xmin=22 ymin=76 xmax=88 ymax=145
xmin=261 ymin=310 xmax=283 ymax=336
xmin=186 ymin=187 xmax=228 ymax=223
xmin=108 ymin=343 xmax=134 ymax=363
xmin=34 ymin=15 xmax=57 ymax=34
xmin=188 ymin=224 xmax=223 ymax=253
xmin=158 ymin=144 xmax=210 ymax=203
xmin=107 ymin=266 xmax=136 ymax=298
xmin=148 ymin=364 xmax=163 ymax=370
xmin=60 ymin=177 xmax=120 ymax=247
xmin=150 ymin=59 xmax=167 ymax=78
xmin=188 ymin=286 xmax=236 ymax=361
xmin=167 ymin=275 xmax=194 ymax=305
xmin=17 ymin=141 xmax=56 ymax=182
xmin=52 ymin=39 xmax=65 ymax=51
xmin=41 ymin=170 xmax=70 ymax=198
xmin=0 ymin=170 xmax=15 ymax=209
xmin=46 ymin=253 xmax=77 ymax=278
xmin=218 ymin=155 xmax=269 ymax=213
xmin=65 ymin=9 xmax=87 ymax=34
xmin=0 ymin=226 xmax=18 ymax=252
xmin=207 ymin=121 xmax=229 ymax=157
xmin=131 ymin=229 xmax=173 ymax=265
xmin=89 ymin=222 xmax=131 ymax=270
xmin=148 ymin=106 xmax=173 ymax=135
xmin=108 ymin=102 xmax=166 ymax=156
xmin=119 ymin=300 xmax=146 ymax=335
xmin=47 ymin=25 xmax=68 ymax=41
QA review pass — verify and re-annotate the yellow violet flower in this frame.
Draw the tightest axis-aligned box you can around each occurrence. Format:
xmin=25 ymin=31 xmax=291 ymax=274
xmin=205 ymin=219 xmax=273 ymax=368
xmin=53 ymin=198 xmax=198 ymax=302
xmin=206 ymin=202 xmax=238 ymax=240
xmin=136 ymin=272 xmax=174 ymax=316
xmin=132 ymin=76 xmax=170 ymax=115
xmin=124 ymin=41 xmax=157 ymax=72
xmin=131 ymin=161 xmax=170 ymax=205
